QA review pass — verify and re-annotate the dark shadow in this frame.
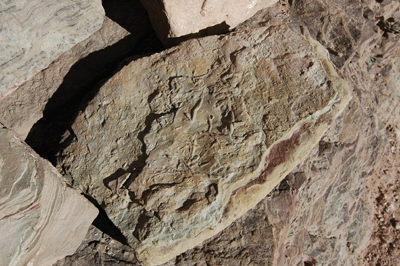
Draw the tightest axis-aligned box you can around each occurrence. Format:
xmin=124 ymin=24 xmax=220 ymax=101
xmin=83 ymin=193 xmax=130 ymax=246
xmin=139 ymin=0 xmax=172 ymax=46
xmin=166 ymin=21 xmax=231 ymax=47
xmin=139 ymin=0 xmax=230 ymax=47
xmin=25 ymin=0 xmax=163 ymax=164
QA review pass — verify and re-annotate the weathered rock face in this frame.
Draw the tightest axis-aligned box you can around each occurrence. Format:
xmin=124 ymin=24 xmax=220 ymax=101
xmin=57 ymin=23 xmax=351 ymax=265
xmin=51 ymin=1 xmax=400 ymax=266
xmin=0 ymin=0 xmax=104 ymax=99
xmin=0 ymin=0 xmax=161 ymax=140
xmin=140 ymin=0 xmax=278 ymax=42
xmin=237 ymin=0 xmax=365 ymax=69
xmin=160 ymin=1 xmax=400 ymax=265
xmin=53 ymin=225 xmax=141 ymax=266
xmin=0 ymin=17 xmax=129 ymax=139
xmin=0 ymin=124 xmax=98 ymax=266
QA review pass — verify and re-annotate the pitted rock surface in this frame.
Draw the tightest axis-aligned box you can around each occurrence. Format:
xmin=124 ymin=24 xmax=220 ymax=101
xmin=57 ymin=24 xmax=351 ymax=265
xmin=0 ymin=124 xmax=98 ymax=266
xmin=0 ymin=0 xmax=104 ymax=99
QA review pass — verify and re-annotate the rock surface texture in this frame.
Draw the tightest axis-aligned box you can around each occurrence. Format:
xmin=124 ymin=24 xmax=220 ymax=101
xmin=0 ymin=0 xmax=161 ymax=140
xmin=0 ymin=17 xmax=128 ymax=139
xmin=0 ymin=0 xmax=104 ymax=99
xmin=0 ymin=124 xmax=98 ymax=266
xmin=160 ymin=0 xmax=400 ymax=265
xmin=53 ymin=0 xmax=400 ymax=266
xmin=56 ymin=23 xmax=351 ymax=265
xmin=140 ymin=0 xmax=278 ymax=42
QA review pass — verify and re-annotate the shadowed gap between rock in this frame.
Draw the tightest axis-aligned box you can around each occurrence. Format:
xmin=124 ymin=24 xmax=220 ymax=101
xmin=25 ymin=0 xmax=164 ymax=164
xmin=83 ymin=193 xmax=130 ymax=246
xmin=23 ymin=0 xmax=236 ymax=249
xmin=24 ymin=0 xmax=164 ymax=246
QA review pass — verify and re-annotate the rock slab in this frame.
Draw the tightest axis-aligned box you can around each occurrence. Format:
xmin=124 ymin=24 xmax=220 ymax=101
xmin=140 ymin=0 xmax=277 ymax=41
xmin=57 ymin=24 xmax=351 ymax=265
xmin=0 ymin=124 xmax=98 ymax=266
xmin=0 ymin=0 xmax=104 ymax=99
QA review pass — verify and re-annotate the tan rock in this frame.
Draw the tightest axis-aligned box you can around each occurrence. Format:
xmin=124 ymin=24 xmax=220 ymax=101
xmin=0 ymin=124 xmax=98 ymax=266
xmin=0 ymin=17 xmax=130 ymax=139
xmin=140 ymin=0 xmax=278 ymax=42
xmin=52 ymin=1 xmax=400 ymax=265
xmin=0 ymin=0 xmax=104 ymax=99
xmin=57 ymin=24 xmax=351 ymax=265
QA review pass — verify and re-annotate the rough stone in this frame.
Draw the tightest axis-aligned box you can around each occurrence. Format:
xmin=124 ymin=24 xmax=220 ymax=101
xmin=0 ymin=0 xmax=104 ymax=100
xmin=0 ymin=124 xmax=98 ymax=266
xmin=51 ymin=1 xmax=400 ymax=265
xmin=140 ymin=0 xmax=278 ymax=43
xmin=0 ymin=17 xmax=128 ymax=139
xmin=160 ymin=1 xmax=400 ymax=265
xmin=56 ymin=24 xmax=351 ymax=265
xmin=0 ymin=0 xmax=160 ymax=140
xmin=53 ymin=226 xmax=141 ymax=266
xmin=237 ymin=0 xmax=365 ymax=69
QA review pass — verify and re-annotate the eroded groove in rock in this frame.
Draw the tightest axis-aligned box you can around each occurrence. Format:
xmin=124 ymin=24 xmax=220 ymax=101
xmin=57 ymin=24 xmax=351 ymax=265
xmin=0 ymin=124 xmax=98 ymax=266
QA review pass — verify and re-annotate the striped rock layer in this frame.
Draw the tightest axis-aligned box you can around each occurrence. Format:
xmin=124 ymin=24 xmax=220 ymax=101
xmin=0 ymin=0 xmax=104 ymax=99
xmin=0 ymin=124 xmax=98 ymax=266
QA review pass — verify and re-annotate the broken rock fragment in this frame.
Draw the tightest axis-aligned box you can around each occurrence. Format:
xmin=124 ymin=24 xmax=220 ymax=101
xmin=58 ymin=24 xmax=351 ymax=265
xmin=0 ymin=0 xmax=104 ymax=99
xmin=0 ymin=124 xmax=98 ymax=266
xmin=140 ymin=0 xmax=278 ymax=42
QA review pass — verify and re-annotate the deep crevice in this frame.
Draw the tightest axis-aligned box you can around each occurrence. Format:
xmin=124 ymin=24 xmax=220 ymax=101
xmin=83 ymin=194 xmax=129 ymax=246
xmin=24 ymin=0 xmax=164 ymax=248
xmin=25 ymin=0 xmax=164 ymax=165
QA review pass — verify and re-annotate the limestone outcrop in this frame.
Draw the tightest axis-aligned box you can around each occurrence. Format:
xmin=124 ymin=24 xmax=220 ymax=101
xmin=56 ymin=23 xmax=351 ymax=265
xmin=0 ymin=0 xmax=104 ymax=100
xmin=0 ymin=124 xmax=98 ymax=266
xmin=140 ymin=0 xmax=277 ymax=43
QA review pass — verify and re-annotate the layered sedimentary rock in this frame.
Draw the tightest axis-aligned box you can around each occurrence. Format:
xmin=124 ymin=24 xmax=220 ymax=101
xmin=140 ymin=0 xmax=278 ymax=42
xmin=0 ymin=17 xmax=128 ymax=139
xmin=0 ymin=0 xmax=161 ymax=140
xmin=57 ymin=24 xmax=351 ymax=265
xmin=0 ymin=124 xmax=98 ymax=266
xmin=0 ymin=0 xmax=104 ymax=99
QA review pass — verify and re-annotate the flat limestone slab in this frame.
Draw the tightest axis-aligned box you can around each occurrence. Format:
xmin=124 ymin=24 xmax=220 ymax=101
xmin=0 ymin=0 xmax=104 ymax=99
xmin=141 ymin=0 xmax=277 ymax=40
xmin=0 ymin=124 xmax=98 ymax=266
xmin=57 ymin=25 xmax=351 ymax=265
